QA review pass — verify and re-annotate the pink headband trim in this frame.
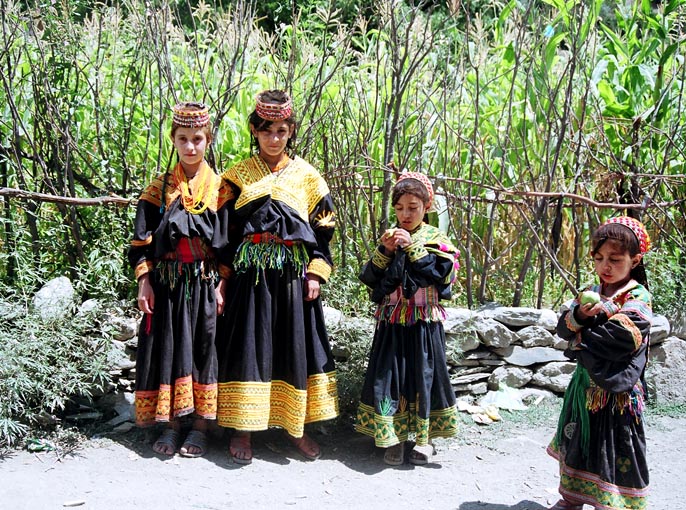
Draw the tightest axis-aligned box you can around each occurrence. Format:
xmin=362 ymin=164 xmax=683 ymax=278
xmin=602 ymin=216 xmax=651 ymax=254
xmin=397 ymin=171 xmax=434 ymax=207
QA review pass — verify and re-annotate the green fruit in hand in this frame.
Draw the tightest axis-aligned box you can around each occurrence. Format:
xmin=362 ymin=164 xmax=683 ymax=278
xmin=579 ymin=290 xmax=601 ymax=305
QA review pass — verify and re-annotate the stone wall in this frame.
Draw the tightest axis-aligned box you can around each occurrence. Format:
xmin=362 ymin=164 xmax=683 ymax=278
xmin=441 ymin=304 xmax=682 ymax=405
xmin=108 ymin=304 xmax=686 ymax=410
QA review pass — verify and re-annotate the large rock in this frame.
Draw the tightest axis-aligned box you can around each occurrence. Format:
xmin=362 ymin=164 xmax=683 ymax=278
xmin=323 ymin=306 xmax=345 ymax=328
xmin=647 ymin=336 xmax=686 ymax=405
xmin=446 ymin=332 xmax=480 ymax=353
xmin=474 ymin=317 xmax=517 ymax=349
xmin=530 ymin=361 xmax=576 ymax=393
xmin=650 ymin=315 xmax=671 ymax=345
xmin=478 ymin=305 xmax=558 ymax=331
xmin=671 ymin=310 xmax=686 ymax=340
xmin=32 ymin=276 xmax=75 ymax=321
xmin=518 ymin=325 xmax=556 ymax=348
xmin=488 ymin=366 xmax=533 ymax=390
xmin=443 ymin=307 xmax=478 ymax=334
xmin=110 ymin=316 xmax=139 ymax=342
xmin=494 ymin=345 xmax=568 ymax=366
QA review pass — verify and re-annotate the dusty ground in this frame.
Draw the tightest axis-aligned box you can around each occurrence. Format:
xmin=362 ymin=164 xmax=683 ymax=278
xmin=1 ymin=411 xmax=684 ymax=510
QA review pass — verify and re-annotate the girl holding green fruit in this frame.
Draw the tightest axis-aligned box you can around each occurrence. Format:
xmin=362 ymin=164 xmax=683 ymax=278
xmin=549 ymin=216 xmax=653 ymax=510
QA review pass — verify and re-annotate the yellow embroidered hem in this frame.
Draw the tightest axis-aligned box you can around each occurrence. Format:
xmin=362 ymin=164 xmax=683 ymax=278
xmin=217 ymin=371 xmax=339 ymax=437
xmin=355 ymin=402 xmax=458 ymax=447
xmin=135 ymin=376 xmax=218 ymax=426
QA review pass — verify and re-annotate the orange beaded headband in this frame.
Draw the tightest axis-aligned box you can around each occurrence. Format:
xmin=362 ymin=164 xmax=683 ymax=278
xmin=172 ymin=102 xmax=210 ymax=128
xmin=255 ymin=91 xmax=293 ymax=121
xmin=602 ymin=216 xmax=651 ymax=254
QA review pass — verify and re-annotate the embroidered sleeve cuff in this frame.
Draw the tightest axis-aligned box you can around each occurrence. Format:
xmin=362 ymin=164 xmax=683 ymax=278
xmin=130 ymin=236 xmax=152 ymax=247
xmin=564 ymin=305 xmax=584 ymax=332
xmin=372 ymin=247 xmax=392 ymax=268
xmin=602 ymin=300 xmax=620 ymax=318
xmin=307 ymin=258 xmax=332 ymax=283
xmin=404 ymin=242 xmax=429 ymax=262
xmin=218 ymin=264 xmax=233 ymax=280
xmin=135 ymin=261 xmax=154 ymax=280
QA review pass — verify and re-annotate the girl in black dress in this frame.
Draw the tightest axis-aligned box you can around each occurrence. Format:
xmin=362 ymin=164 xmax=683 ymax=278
xmin=550 ymin=216 xmax=652 ymax=510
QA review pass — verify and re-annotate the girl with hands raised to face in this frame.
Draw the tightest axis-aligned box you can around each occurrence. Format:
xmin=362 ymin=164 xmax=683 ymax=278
xmin=356 ymin=172 xmax=461 ymax=467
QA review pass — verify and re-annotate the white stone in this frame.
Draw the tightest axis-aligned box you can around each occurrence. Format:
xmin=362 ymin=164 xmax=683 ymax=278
xmin=111 ymin=316 xmax=139 ymax=341
xmin=32 ymin=276 xmax=75 ymax=321
xmin=78 ymin=298 xmax=101 ymax=315
xmin=478 ymin=306 xmax=558 ymax=330
xmin=487 ymin=366 xmax=533 ymax=390
xmin=445 ymin=332 xmax=481 ymax=353
xmin=650 ymin=315 xmax=671 ymax=345
xmin=475 ymin=317 xmax=517 ymax=348
xmin=518 ymin=325 xmax=556 ymax=348
xmin=322 ymin=305 xmax=345 ymax=327
xmin=495 ymin=345 xmax=568 ymax=367
xmin=443 ymin=307 xmax=478 ymax=334
xmin=530 ymin=361 xmax=576 ymax=393
xmin=647 ymin=337 xmax=686 ymax=405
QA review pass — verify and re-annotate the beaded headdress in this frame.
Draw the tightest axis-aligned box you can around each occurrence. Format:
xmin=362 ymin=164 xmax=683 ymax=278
xmin=255 ymin=91 xmax=293 ymax=121
xmin=172 ymin=102 xmax=210 ymax=128
xmin=602 ymin=216 xmax=651 ymax=254
xmin=397 ymin=171 xmax=434 ymax=208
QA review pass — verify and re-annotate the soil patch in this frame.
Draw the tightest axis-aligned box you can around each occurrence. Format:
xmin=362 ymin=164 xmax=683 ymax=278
xmin=1 ymin=413 xmax=684 ymax=509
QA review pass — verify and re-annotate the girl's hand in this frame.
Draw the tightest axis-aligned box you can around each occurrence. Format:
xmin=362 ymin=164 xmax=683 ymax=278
xmin=304 ymin=274 xmax=322 ymax=301
xmin=215 ymin=278 xmax=227 ymax=315
xmin=381 ymin=228 xmax=412 ymax=254
xmin=576 ymin=301 xmax=604 ymax=320
xmin=137 ymin=273 xmax=155 ymax=314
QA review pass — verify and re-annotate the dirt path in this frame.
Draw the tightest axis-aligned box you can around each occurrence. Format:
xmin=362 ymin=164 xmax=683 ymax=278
xmin=1 ymin=413 xmax=684 ymax=510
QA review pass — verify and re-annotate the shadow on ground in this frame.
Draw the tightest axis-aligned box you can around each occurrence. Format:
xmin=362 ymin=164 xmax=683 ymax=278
xmin=459 ymin=501 xmax=547 ymax=510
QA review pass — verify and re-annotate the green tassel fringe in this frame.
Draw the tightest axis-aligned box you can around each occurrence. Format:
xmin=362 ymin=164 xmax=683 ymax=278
xmin=234 ymin=241 xmax=309 ymax=284
xmin=556 ymin=363 xmax=591 ymax=458
xmin=156 ymin=259 xmax=218 ymax=300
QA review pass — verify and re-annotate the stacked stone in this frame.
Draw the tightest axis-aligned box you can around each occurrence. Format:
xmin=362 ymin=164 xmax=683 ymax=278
xmin=443 ymin=304 xmax=678 ymax=403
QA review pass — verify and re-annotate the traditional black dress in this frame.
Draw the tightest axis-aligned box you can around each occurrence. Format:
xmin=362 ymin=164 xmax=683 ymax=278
xmin=129 ymin=162 xmax=235 ymax=426
xmin=216 ymin=154 xmax=338 ymax=438
xmin=549 ymin=280 xmax=652 ymax=510
xmin=355 ymin=223 xmax=459 ymax=447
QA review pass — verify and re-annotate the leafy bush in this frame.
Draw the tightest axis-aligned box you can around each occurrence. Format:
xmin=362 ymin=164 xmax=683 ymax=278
xmin=0 ymin=297 xmax=116 ymax=449
xmin=326 ymin=315 xmax=375 ymax=420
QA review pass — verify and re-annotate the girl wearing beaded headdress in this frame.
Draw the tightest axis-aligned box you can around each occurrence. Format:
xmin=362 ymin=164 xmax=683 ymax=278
xmin=355 ymin=171 xmax=460 ymax=466
xmin=128 ymin=101 xmax=236 ymax=457
xmin=216 ymin=90 xmax=338 ymax=464
xmin=549 ymin=216 xmax=653 ymax=510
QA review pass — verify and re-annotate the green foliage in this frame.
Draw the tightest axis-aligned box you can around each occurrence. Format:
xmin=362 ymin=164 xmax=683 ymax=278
xmin=0 ymin=299 xmax=116 ymax=448
xmin=0 ymin=0 xmax=684 ymax=312
xmin=646 ymin=247 xmax=685 ymax=317
xmin=647 ymin=401 xmax=686 ymax=417
xmin=253 ymin=0 xmax=376 ymax=32
xmin=326 ymin=315 xmax=374 ymax=419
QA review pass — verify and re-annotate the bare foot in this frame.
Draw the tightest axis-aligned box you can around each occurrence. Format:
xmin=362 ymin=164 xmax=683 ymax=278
xmin=229 ymin=431 xmax=252 ymax=465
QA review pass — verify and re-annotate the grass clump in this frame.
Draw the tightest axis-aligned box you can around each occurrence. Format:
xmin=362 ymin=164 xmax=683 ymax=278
xmin=0 ymin=297 xmax=116 ymax=450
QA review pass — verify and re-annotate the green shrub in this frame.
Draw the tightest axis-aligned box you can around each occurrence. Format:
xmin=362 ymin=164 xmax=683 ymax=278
xmin=0 ymin=298 xmax=116 ymax=449
xmin=326 ymin=315 xmax=375 ymax=420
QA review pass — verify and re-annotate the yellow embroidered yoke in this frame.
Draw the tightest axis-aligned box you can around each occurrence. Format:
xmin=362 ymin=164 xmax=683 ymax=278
xmin=221 ymin=155 xmax=335 ymax=282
